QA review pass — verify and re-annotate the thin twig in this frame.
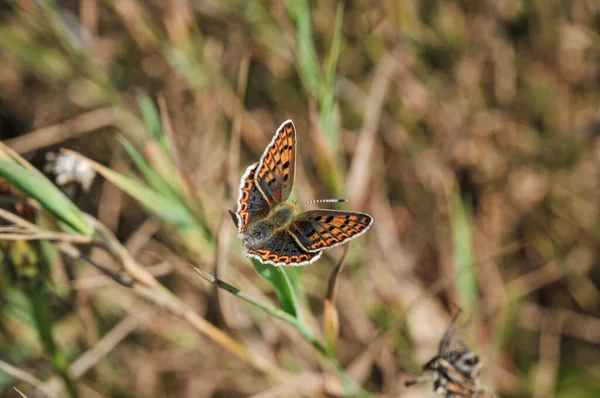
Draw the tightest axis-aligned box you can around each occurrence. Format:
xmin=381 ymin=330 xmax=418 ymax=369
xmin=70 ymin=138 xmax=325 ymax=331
xmin=84 ymin=214 xmax=159 ymax=288
xmin=518 ymin=302 xmax=600 ymax=345
xmin=325 ymin=245 xmax=350 ymax=303
xmin=42 ymin=314 xmax=143 ymax=396
xmin=13 ymin=387 xmax=30 ymax=398
xmin=0 ymin=208 xmax=98 ymax=244
xmin=346 ymin=54 xmax=397 ymax=208
xmin=5 ymin=108 xmax=119 ymax=154
xmin=323 ymin=246 xmax=349 ymax=355
xmin=246 ymin=374 xmax=325 ymax=398
xmin=0 ymin=208 xmax=38 ymax=229
xmin=73 ymin=315 xmax=133 ymax=368
xmin=0 ymin=359 xmax=54 ymax=397
xmin=0 ymin=232 xmax=96 ymax=244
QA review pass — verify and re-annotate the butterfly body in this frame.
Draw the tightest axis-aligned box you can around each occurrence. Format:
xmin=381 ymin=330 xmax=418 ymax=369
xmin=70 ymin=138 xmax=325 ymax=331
xmin=235 ymin=120 xmax=373 ymax=266
xmin=241 ymin=202 xmax=296 ymax=250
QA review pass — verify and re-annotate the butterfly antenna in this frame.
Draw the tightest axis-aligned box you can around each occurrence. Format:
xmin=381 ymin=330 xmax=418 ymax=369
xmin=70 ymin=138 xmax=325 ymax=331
xmin=298 ymin=198 xmax=347 ymax=205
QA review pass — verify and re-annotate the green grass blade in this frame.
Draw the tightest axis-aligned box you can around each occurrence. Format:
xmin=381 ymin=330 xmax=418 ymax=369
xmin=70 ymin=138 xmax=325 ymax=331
xmin=322 ymin=3 xmax=343 ymax=91
xmin=137 ymin=94 xmax=162 ymax=139
xmin=117 ymin=135 xmax=179 ymax=199
xmin=284 ymin=0 xmax=321 ymax=97
xmin=136 ymin=94 xmax=172 ymax=155
xmin=0 ymin=26 xmax=71 ymax=80
xmin=30 ymin=286 xmax=79 ymax=397
xmin=319 ymin=2 xmax=344 ymax=152
xmin=251 ymin=258 xmax=302 ymax=319
xmin=63 ymin=151 xmax=196 ymax=229
xmin=450 ymin=192 xmax=477 ymax=311
xmin=0 ymin=160 xmax=92 ymax=236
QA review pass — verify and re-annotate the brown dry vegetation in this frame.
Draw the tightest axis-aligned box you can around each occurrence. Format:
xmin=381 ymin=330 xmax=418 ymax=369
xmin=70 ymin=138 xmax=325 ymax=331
xmin=0 ymin=0 xmax=599 ymax=397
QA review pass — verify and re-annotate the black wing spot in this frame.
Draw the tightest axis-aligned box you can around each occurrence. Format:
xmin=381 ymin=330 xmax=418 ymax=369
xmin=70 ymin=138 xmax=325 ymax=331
xmin=283 ymin=174 xmax=289 ymax=181
xmin=325 ymin=216 xmax=334 ymax=223
xmin=282 ymin=161 xmax=290 ymax=170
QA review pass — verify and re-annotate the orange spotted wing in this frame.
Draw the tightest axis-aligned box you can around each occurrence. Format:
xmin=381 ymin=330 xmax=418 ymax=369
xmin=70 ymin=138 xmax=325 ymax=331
xmin=247 ymin=230 xmax=322 ymax=266
xmin=288 ymin=210 xmax=373 ymax=253
xmin=253 ymin=120 xmax=296 ymax=206
xmin=235 ymin=162 xmax=270 ymax=233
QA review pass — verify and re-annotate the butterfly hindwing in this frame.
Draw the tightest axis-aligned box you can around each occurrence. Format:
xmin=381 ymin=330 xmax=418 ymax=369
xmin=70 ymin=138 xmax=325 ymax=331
xmin=288 ymin=210 xmax=373 ymax=252
xmin=247 ymin=230 xmax=322 ymax=266
xmin=254 ymin=120 xmax=296 ymax=206
xmin=235 ymin=163 xmax=270 ymax=233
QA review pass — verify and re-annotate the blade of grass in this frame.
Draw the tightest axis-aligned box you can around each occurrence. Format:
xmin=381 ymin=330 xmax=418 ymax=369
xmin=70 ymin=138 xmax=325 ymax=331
xmin=319 ymin=2 xmax=344 ymax=154
xmin=136 ymin=94 xmax=174 ymax=158
xmin=0 ymin=160 xmax=92 ymax=236
xmin=251 ymin=259 xmax=302 ymax=320
xmin=284 ymin=0 xmax=321 ymax=98
xmin=117 ymin=135 xmax=179 ymax=200
xmin=191 ymin=264 xmax=324 ymax=353
xmin=450 ymin=191 xmax=477 ymax=312
xmin=191 ymin=265 xmax=370 ymax=397
xmin=62 ymin=150 xmax=197 ymax=229
xmin=0 ymin=25 xmax=72 ymax=80
xmin=30 ymin=286 xmax=79 ymax=398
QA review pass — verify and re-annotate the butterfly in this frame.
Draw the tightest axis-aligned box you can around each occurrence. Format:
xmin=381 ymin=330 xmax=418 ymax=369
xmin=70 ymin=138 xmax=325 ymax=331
xmin=405 ymin=312 xmax=486 ymax=398
xmin=234 ymin=119 xmax=373 ymax=266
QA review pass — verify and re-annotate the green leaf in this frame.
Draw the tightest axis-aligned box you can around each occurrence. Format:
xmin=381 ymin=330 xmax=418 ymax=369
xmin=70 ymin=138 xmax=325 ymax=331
xmin=251 ymin=258 xmax=302 ymax=319
xmin=0 ymin=160 xmax=92 ymax=236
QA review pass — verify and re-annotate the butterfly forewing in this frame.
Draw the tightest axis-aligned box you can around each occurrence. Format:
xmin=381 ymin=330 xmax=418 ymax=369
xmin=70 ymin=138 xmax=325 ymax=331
xmin=247 ymin=230 xmax=322 ymax=266
xmin=254 ymin=120 xmax=296 ymax=206
xmin=236 ymin=163 xmax=271 ymax=233
xmin=288 ymin=210 xmax=373 ymax=253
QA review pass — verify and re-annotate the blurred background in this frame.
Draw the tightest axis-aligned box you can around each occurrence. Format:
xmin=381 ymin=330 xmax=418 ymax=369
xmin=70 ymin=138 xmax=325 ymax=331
xmin=0 ymin=0 xmax=599 ymax=397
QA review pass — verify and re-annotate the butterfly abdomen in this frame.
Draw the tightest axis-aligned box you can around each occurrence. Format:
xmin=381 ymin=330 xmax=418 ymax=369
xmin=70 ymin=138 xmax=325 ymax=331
xmin=241 ymin=220 xmax=273 ymax=250
xmin=242 ymin=203 xmax=297 ymax=250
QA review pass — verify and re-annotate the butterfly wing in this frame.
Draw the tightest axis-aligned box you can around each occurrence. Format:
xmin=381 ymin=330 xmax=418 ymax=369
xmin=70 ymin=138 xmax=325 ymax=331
xmin=246 ymin=230 xmax=322 ymax=266
xmin=254 ymin=120 xmax=296 ymax=206
xmin=236 ymin=163 xmax=270 ymax=233
xmin=288 ymin=210 xmax=373 ymax=252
